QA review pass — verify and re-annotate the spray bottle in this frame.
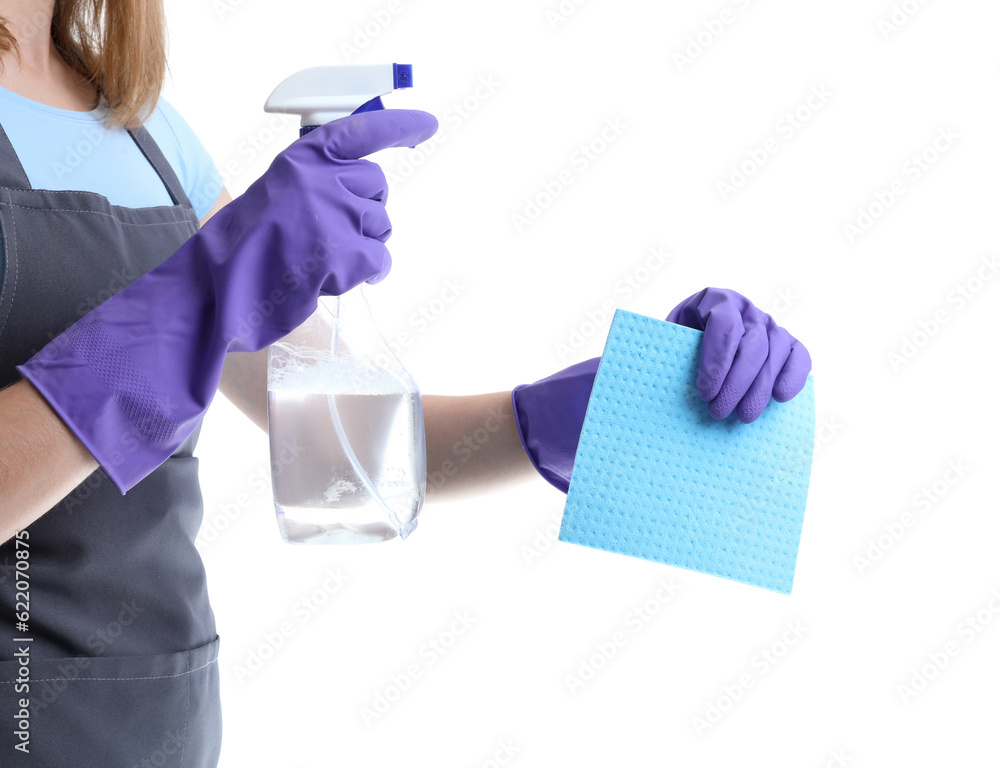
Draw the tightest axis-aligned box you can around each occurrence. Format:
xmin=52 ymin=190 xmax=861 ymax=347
xmin=263 ymin=64 xmax=425 ymax=545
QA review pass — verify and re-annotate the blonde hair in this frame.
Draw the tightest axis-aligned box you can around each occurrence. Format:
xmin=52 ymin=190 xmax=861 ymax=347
xmin=0 ymin=0 xmax=167 ymax=129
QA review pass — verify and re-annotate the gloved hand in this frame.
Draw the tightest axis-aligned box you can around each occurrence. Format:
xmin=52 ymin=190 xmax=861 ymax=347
xmin=664 ymin=287 xmax=811 ymax=420
xmin=16 ymin=109 xmax=438 ymax=494
xmin=512 ymin=287 xmax=811 ymax=493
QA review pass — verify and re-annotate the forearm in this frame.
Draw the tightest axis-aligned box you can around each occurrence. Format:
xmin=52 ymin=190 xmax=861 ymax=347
xmin=422 ymin=391 xmax=538 ymax=503
xmin=219 ymin=348 xmax=270 ymax=432
xmin=0 ymin=379 xmax=100 ymax=543
xmin=219 ymin=351 xmax=539 ymax=502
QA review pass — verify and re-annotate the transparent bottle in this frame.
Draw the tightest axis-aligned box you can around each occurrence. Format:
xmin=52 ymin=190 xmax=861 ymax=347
xmin=266 ymin=288 xmax=425 ymax=544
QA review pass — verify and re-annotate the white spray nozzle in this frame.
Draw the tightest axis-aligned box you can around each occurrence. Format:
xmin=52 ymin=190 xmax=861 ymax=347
xmin=264 ymin=63 xmax=412 ymax=127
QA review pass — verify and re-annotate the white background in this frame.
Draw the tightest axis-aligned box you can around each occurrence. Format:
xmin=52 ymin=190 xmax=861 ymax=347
xmin=161 ymin=0 xmax=1000 ymax=765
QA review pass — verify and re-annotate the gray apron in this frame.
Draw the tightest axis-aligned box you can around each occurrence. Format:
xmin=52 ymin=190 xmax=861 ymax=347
xmin=0 ymin=120 xmax=222 ymax=766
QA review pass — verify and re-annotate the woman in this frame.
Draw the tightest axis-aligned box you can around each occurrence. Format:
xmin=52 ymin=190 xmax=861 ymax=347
xmin=0 ymin=1 xmax=810 ymax=765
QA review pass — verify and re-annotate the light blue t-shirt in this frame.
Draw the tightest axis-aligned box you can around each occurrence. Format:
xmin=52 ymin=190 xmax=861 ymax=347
xmin=0 ymin=84 xmax=224 ymax=284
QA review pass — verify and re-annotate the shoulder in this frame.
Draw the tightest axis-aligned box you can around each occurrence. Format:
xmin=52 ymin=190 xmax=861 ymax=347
xmin=144 ymin=97 xmax=223 ymax=220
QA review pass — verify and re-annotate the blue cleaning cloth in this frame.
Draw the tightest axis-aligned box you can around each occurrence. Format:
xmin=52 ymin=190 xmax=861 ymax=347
xmin=559 ymin=309 xmax=815 ymax=594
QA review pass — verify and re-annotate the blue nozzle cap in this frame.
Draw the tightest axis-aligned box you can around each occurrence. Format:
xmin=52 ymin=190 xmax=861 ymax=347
xmin=393 ymin=63 xmax=413 ymax=89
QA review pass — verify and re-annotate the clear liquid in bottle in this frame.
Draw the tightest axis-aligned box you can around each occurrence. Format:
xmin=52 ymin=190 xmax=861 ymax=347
xmin=266 ymin=289 xmax=426 ymax=544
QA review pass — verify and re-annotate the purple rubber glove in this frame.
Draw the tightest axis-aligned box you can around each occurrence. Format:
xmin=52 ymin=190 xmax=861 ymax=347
xmin=512 ymin=287 xmax=811 ymax=493
xmin=665 ymin=287 xmax=811 ymax=421
xmin=16 ymin=109 xmax=438 ymax=494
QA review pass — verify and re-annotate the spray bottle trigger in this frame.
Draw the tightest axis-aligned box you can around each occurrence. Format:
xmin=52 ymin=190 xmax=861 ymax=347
xmin=352 ymin=96 xmax=385 ymax=115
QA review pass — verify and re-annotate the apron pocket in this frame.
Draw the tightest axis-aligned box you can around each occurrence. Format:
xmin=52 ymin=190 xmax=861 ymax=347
xmin=0 ymin=635 xmax=221 ymax=767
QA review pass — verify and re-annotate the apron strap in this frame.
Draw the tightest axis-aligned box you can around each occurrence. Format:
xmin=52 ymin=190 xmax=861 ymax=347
xmin=0 ymin=122 xmax=33 ymax=189
xmin=128 ymin=124 xmax=196 ymax=211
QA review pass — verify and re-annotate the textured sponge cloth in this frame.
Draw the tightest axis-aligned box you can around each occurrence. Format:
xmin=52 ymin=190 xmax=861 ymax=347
xmin=559 ymin=309 xmax=816 ymax=594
